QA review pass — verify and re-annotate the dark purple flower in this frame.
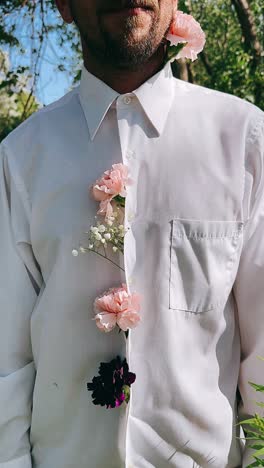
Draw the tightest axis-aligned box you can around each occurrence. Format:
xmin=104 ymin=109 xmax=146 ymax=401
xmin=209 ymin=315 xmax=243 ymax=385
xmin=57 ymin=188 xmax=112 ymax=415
xmin=87 ymin=355 xmax=136 ymax=409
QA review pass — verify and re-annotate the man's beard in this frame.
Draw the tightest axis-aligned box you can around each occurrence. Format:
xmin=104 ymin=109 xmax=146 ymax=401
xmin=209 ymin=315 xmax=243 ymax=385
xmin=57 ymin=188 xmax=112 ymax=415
xmin=76 ymin=15 xmax=168 ymax=70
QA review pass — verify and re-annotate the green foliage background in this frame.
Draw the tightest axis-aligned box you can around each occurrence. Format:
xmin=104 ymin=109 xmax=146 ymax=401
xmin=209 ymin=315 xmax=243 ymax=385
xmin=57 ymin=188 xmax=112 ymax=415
xmin=185 ymin=0 xmax=263 ymax=107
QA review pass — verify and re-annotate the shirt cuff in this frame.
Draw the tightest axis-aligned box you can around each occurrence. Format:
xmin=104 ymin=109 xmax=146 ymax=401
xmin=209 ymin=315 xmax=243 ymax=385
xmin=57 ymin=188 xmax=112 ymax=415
xmin=0 ymin=454 xmax=32 ymax=468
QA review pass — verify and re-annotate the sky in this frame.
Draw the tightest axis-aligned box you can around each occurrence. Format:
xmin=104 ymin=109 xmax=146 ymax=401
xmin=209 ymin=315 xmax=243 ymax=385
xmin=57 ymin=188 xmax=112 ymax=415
xmin=34 ymin=12 xmax=81 ymax=107
xmin=5 ymin=4 xmax=80 ymax=108
xmin=36 ymin=42 xmax=75 ymax=106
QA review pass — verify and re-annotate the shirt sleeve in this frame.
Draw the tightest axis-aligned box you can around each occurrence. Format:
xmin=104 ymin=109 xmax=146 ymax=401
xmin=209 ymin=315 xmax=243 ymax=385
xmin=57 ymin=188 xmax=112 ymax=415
xmin=0 ymin=141 xmax=43 ymax=467
xmin=0 ymin=454 xmax=32 ymax=468
xmin=232 ymin=109 xmax=264 ymax=466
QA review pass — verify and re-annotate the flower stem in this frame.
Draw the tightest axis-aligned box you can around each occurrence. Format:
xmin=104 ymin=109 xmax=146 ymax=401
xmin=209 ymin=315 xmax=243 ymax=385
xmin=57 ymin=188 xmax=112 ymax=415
xmin=118 ymin=327 xmax=129 ymax=339
xmin=113 ymin=195 xmax=126 ymax=207
xmin=164 ymin=41 xmax=188 ymax=64
xmin=87 ymin=247 xmax=125 ymax=271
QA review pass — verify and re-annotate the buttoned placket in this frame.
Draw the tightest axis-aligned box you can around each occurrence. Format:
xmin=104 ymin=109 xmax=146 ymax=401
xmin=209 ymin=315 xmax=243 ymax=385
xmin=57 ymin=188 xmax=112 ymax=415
xmin=115 ymin=93 xmax=139 ymax=468
xmin=116 ymin=93 xmax=138 ymax=288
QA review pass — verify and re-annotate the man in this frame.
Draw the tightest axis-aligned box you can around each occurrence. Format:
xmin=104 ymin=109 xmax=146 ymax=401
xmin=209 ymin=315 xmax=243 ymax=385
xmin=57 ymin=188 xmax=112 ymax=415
xmin=0 ymin=0 xmax=263 ymax=467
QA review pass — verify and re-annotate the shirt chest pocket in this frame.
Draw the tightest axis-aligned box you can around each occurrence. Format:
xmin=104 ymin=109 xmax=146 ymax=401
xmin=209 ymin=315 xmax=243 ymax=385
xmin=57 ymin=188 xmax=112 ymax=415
xmin=169 ymin=219 xmax=244 ymax=313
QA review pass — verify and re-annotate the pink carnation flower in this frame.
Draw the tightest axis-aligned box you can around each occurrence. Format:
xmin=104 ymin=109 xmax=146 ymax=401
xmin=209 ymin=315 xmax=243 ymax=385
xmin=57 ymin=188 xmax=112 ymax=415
xmin=91 ymin=163 xmax=132 ymax=218
xmin=167 ymin=9 xmax=206 ymax=61
xmin=93 ymin=283 xmax=141 ymax=333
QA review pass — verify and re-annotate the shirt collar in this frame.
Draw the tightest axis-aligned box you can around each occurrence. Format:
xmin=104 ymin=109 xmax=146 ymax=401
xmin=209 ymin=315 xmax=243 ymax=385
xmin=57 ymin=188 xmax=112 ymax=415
xmin=78 ymin=61 xmax=175 ymax=141
xmin=133 ymin=61 xmax=175 ymax=137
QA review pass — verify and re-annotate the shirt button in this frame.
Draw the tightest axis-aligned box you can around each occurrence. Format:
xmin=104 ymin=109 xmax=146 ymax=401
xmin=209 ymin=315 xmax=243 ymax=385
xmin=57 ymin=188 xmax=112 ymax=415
xmin=128 ymin=211 xmax=135 ymax=221
xmin=123 ymin=96 xmax=132 ymax=105
xmin=128 ymin=276 xmax=134 ymax=286
xmin=126 ymin=150 xmax=135 ymax=160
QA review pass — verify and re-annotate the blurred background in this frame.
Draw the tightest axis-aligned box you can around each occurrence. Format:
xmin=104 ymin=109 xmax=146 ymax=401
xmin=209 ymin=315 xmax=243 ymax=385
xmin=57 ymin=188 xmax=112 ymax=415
xmin=0 ymin=0 xmax=263 ymax=142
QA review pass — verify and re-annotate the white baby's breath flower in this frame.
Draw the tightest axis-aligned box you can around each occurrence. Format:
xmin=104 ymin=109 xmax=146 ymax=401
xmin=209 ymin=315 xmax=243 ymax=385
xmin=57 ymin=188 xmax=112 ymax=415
xmin=85 ymin=201 xmax=127 ymax=256
xmin=78 ymin=164 xmax=133 ymax=261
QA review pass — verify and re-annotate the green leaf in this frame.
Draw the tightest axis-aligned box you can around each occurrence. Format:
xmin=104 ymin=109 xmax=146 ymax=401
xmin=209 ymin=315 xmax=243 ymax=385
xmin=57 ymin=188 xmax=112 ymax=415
xmin=238 ymin=415 xmax=264 ymax=432
xmin=252 ymin=447 xmax=264 ymax=458
xmin=256 ymin=356 xmax=264 ymax=362
xmin=122 ymin=384 xmax=130 ymax=404
xmin=240 ymin=431 xmax=264 ymax=441
xmin=246 ymin=462 xmax=264 ymax=468
xmin=238 ymin=417 xmax=259 ymax=426
xmin=165 ymin=42 xmax=187 ymax=64
xmin=249 ymin=382 xmax=264 ymax=393
xmin=253 ymin=458 xmax=264 ymax=466
xmin=113 ymin=195 xmax=126 ymax=207
xmin=256 ymin=402 xmax=264 ymax=409
xmin=249 ymin=444 xmax=264 ymax=451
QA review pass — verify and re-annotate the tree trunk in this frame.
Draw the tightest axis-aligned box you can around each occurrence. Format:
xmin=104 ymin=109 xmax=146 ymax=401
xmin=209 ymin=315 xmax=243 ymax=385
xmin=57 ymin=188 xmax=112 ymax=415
xmin=171 ymin=59 xmax=189 ymax=81
xmin=231 ymin=0 xmax=262 ymax=68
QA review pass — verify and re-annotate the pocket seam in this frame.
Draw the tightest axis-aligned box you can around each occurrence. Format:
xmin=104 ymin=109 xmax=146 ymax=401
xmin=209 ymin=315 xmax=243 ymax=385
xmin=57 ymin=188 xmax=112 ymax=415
xmin=169 ymin=219 xmax=244 ymax=314
xmin=174 ymin=233 xmax=241 ymax=239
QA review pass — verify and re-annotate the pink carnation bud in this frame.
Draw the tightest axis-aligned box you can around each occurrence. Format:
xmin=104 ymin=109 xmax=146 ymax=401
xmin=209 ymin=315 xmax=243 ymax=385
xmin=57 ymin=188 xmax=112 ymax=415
xmin=91 ymin=163 xmax=132 ymax=218
xmin=167 ymin=10 xmax=206 ymax=62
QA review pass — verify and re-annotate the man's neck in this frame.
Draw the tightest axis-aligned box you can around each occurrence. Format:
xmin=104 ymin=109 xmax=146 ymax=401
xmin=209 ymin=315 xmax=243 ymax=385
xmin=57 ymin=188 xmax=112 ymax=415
xmin=83 ymin=44 xmax=167 ymax=94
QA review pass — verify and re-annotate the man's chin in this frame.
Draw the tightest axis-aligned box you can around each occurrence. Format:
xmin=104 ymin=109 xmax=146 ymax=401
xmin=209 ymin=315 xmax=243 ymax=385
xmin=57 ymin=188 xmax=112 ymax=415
xmin=102 ymin=41 xmax=155 ymax=70
xmin=110 ymin=56 xmax=150 ymax=70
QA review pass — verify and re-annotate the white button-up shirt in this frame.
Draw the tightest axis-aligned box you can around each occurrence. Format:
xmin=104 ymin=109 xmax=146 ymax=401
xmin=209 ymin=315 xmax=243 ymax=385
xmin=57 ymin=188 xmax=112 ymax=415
xmin=0 ymin=61 xmax=263 ymax=468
